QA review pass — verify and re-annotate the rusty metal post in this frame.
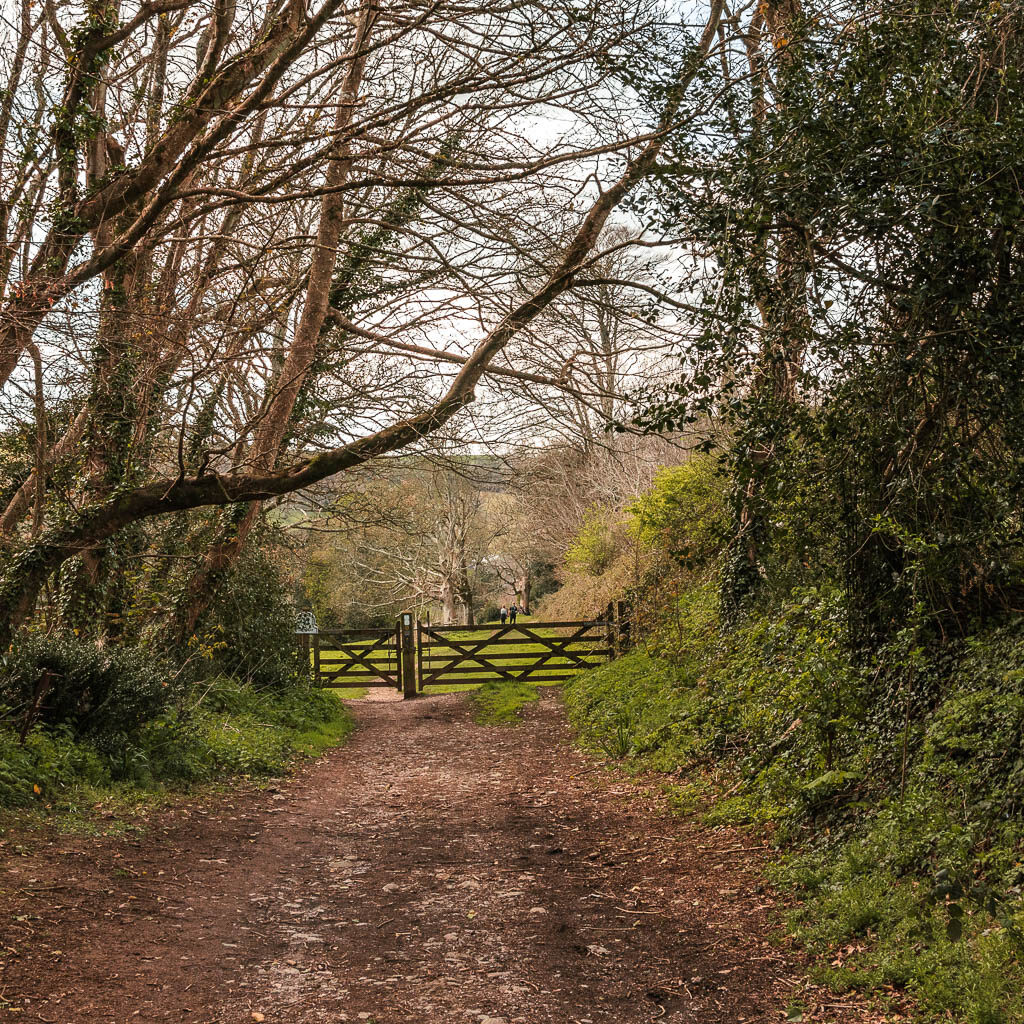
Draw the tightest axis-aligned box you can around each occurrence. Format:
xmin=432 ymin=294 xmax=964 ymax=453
xmin=399 ymin=612 xmax=417 ymax=698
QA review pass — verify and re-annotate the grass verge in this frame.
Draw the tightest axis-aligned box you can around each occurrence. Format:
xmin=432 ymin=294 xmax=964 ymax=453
xmin=0 ymin=677 xmax=353 ymax=833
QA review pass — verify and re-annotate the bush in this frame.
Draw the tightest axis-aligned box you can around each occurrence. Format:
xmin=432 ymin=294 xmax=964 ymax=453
xmin=196 ymin=545 xmax=306 ymax=688
xmin=629 ymin=457 xmax=728 ymax=570
xmin=0 ymin=676 xmax=353 ymax=807
xmin=0 ymin=726 xmax=109 ymax=806
xmin=565 ymin=506 xmax=620 ymax=576
xmin=0 ymin=633 xmax=181 ymax=745
xmin=121 ymin=678 xmax=352 ymax=784
xmin=564 ymin=651 xmax=700 ymax=767
xmin=562 ymin=583 xmax=1024 ymax=1022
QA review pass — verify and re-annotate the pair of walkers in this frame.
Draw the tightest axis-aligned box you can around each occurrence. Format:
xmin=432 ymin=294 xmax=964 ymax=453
xmin=498 ymin=602 xmax=519 ymax=625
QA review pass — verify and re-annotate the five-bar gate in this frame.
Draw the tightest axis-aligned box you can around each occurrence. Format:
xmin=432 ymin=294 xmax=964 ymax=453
xmin=312 ymin=627 xmax=401 ymax=689
xmin=417 ymin=619 xmax=612 ymax=689
xmin=304 ymin=606 xmax=628 ymax=697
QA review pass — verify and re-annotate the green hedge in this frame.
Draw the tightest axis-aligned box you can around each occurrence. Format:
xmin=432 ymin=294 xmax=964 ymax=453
xmin=0 ymin=676 xmax=352 ymax=812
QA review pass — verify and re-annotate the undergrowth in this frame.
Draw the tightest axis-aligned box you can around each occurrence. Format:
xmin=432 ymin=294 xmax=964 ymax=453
xmin=0 ymin=676 xmax=353 ymax=825
xmin=563 ymin=599 xmax=1024 ymax=1023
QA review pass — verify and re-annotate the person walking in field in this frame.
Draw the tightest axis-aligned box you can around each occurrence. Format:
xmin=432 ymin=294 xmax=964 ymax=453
xmin=509 ymin=602 xmax=518 ymax=624
xmin=499 ymin=604 xmax=508 ymax=625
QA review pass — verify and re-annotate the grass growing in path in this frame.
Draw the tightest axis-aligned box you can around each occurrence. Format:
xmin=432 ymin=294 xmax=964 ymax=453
xmin=467 ymin=678 xmax=540 ymax=724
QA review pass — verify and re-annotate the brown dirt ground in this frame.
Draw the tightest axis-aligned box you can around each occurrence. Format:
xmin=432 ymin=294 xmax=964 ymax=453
xmin=0 ymin=690 xmax=883 ymax=1024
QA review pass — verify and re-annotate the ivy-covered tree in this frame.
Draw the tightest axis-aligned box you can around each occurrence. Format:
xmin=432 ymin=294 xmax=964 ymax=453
xmin=638 ymin=0 xmax=1024 ymax=642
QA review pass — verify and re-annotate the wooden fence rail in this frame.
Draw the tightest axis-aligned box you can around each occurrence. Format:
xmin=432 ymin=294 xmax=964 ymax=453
xmin=416 ymin=619 xmax=614 ymax=690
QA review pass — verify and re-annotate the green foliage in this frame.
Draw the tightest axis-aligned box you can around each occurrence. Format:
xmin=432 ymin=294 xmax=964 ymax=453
xmin=526 ymin=559 xmax=559 ymax=607
xmin=468 ymin=678 xmax=539 ymax=725
xmin=637 ymin=0 xmax=1024 ymax=636
xmin=605 ymin=9 xmax=1024 ymax=1008
xmin=564 ymin=506 xmax=620 ymax=576
xmin=0 ymin=677 xmax=352 ymax=812
xmin=150 ymin=680 xmax=352 ymax=781
xmin=0 ymin=633 xmax=182 ymax=745
xmin=198 ymin=545 xmax=306 ymax=688
xmin=0 ymin=726 xmax=108 ymax=807
xmin=564 ymin=652 xmax=700 ymax=766
xmin=633 ymin=577 xmax=719 ymax=669
xmin=778 ymin=847 xmax=1024 ymax=1024
xmin=564 ymin=579 xmax=1024 ymax=1019
xmin=629 ymin=458 xmax=727 ymax=570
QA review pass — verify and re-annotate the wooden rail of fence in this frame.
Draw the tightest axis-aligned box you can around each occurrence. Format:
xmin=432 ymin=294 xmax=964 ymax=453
xmin=416 ymin=616 xmax=618 ymax=690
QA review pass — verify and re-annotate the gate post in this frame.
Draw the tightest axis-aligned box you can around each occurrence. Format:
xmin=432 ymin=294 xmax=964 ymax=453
xmin=416 ymin=618 xmax=424 ymax=694
xmin=313 ymin=632 xmax=321 ymax=685
xmin=399 ymin=612 xmax=417 ymax=699
xmin=616 ymin=600 xmax=630 ymax=654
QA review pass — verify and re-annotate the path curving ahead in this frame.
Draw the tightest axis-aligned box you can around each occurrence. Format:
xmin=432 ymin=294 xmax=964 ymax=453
xmin=3 ymin=690 xmax=835 ymax=1023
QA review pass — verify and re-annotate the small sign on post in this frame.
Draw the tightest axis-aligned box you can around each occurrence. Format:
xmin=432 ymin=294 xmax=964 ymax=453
xmin=294 ymin=610 xmax=319 ymax=634
xmin=400 ymin=612 xmax=416 ymax=699
xmin=295 ymin=611 xmax=319 ymax=682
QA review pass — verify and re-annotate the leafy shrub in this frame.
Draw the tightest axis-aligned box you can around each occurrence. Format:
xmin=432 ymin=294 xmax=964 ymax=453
xmin=629 ymin=457 xmax=728 ymax=570
xmin=563 ymin=586 xmax=1024 ymax=1021
xmin=0 ymin=677 xmax=352 ymax=807
xmin=121 ymin=678 xmax=351 ymax=784
xmin=197 ymin=545 xmax=306 ymax=688
xmin=565 ymin=506 xmax=620 ymax=576
xmin=564 ymin=652 xmax=701 ymax=768
xmin=0 ymin=726 xmax=108 ymax=806
xmin=0 ymin=633 xmax=181 ymax=745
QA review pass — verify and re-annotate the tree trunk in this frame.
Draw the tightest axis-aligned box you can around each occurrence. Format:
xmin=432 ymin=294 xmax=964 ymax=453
xmin=722 ymin=0 xmax=810 ymax=619
xmin=516 ymin=573 xmax=530 ymax=613
xmin=165 ymin=4 xmax=377 ymax=644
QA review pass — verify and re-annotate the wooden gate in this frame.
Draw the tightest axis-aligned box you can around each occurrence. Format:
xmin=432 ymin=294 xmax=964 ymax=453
xmin=303 ymin=607 xmax=626 ymax=696
xmin=416 ymin=618 xmax=616 ymax=691
xmin=311 ymin=627 xmax=401 ymax=689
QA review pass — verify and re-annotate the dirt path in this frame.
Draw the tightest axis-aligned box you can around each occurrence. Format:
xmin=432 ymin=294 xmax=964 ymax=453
xmin=1 ymin=691 xmax=860 ymax=1024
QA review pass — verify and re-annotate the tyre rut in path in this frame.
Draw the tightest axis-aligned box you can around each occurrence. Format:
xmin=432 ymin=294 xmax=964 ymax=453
xmin=4 ymin=690 xmax=809 ymax=1023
